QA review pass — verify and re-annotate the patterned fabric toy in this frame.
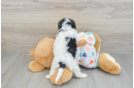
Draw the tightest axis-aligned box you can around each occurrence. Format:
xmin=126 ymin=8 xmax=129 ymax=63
xmin=76 ymin=32 xmax=99 ymax=68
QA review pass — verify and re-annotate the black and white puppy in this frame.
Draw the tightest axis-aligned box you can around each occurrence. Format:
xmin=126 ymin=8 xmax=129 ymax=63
xmin=46 ymin=17 xmax=87 ymax=83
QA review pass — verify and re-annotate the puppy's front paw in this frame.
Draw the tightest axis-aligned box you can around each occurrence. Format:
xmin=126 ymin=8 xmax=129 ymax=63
xmin=76 ymin=73 xmax=87 ymax=78
xmin=46 ymin=75 xmax=50 ymax=79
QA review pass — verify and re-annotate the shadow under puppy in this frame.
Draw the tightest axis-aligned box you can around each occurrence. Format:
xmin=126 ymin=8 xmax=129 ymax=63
xmin=46 ymin=17 xmax=87 ymax=83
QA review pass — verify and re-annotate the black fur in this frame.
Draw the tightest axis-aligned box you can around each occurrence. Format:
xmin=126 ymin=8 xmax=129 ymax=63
xmin=66 ymin=37 xmax=77 ymax=58
xmin=69 ymin=18 xmax=76 ymax=29
xmin=58 ymin=18 xmax=76 ymax=30
xmin=59 ymin=62 xmax=66 ymax=68
xmin=58 ymin=18 xmax=65 ymax=30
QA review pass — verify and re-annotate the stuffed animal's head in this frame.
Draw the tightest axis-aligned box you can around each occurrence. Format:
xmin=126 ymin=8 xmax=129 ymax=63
xmin=58 ymin=17 xmax=76 ymax=32
xmin=77 ymin=32 xmax=96 ymax=46
xmin=77 ymin=32 xmax=87 ymax=46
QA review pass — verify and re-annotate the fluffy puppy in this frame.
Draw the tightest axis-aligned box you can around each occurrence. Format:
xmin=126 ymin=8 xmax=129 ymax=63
xmin=46 ymin=17 xmax=87 ymax=83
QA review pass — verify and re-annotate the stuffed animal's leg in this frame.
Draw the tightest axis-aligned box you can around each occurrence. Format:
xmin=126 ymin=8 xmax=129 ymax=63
xmin=46 ymin=60 xmax=59 ymax=79
xmin=29 ymin=60 xmax=45 ymax=72
xmin=50 ymin=67 xmax=73 ymax=85
xmin=98 ymin=53 xmax=121 ymax=74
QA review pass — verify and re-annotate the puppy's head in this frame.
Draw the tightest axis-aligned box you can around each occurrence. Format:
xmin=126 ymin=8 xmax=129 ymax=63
xmin=58 ymin=17 xmax=76 ymax=31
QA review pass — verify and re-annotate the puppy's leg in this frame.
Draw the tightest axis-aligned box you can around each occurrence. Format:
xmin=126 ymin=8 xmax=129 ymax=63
xmin=67 ymin=60 xmax=87 ymax=78
xmin=46 ymin=59 xmax=59 ymax=79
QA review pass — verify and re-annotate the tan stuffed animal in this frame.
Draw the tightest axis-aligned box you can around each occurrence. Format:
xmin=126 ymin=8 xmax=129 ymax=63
xmin=28 ymin=32 xmax=121 ymax=85
xmin=29 ymin=37 xmax=54 ymax=72
xmin=29 ymin=37 xmax=73 ymax=85
xmin=76 ymin=32 xmax=121 ymax=74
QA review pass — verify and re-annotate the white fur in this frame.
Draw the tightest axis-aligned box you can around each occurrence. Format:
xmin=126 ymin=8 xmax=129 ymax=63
xmin=105 ymin=53 xmax=115 ymax=62
xmin=105 ymin=53 xmax=121 ymax=69
xmin=55 ymin=68 xmax=64 ymax=83
xmin=46 ymin=18 xmax=87 ymax=82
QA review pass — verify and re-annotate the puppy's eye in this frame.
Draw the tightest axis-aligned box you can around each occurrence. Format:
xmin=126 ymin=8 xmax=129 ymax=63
xmin=66 ymin=22 xmax=71 ymax=25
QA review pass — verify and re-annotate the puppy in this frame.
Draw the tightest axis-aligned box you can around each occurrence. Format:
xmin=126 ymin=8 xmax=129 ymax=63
xmin=46 ymin=17 xmax=87 ymax=83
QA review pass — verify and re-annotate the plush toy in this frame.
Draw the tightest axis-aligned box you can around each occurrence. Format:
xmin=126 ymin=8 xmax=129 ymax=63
xmin=28 ymin=32 xmax=121 ymax=85
xmin=75 ymin=32 xmax=121 ymax=74
xmin=29 ymin=37 xmax=54 ymax=72
xmin=28 ymin=37 xmax=73 ymax=85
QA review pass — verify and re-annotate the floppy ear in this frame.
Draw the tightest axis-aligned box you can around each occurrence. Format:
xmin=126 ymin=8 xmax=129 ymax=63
xmin=58 ymin=19 xmax=65 ymax=30
xmin=70 ymin=19 xmax=76 ymax=29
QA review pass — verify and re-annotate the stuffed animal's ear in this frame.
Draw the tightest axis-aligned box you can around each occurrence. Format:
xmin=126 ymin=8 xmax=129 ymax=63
xmin=93 ymin=32 xmax=101 ymax=53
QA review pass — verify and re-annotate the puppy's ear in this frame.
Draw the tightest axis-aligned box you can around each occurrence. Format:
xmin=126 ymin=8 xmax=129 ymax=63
xmin=58 ymin=19 xmax=65 ymax=30
xmin=70 ymin=19 xmax=76 ymax=29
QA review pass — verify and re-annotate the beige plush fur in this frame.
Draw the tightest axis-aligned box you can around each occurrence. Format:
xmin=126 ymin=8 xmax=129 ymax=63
xmin=29 ymin=60 xmax=45 ymax=72
xmin=29 ymin=37 xmax=54 ymax=72
xmin=50 ymin=67 xmax=73 ymax=85
xmin=78 ymin=39 xmax=87 ymax=46
xmin=98 ymin=53 xmax=121 ymax=74
xmin=93 ymin=32 xmax=101 ymax=53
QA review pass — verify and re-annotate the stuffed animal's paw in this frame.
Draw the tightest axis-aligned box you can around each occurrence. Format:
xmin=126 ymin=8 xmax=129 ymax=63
xmin=78 ymin=39 xmax=87 ymax=46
